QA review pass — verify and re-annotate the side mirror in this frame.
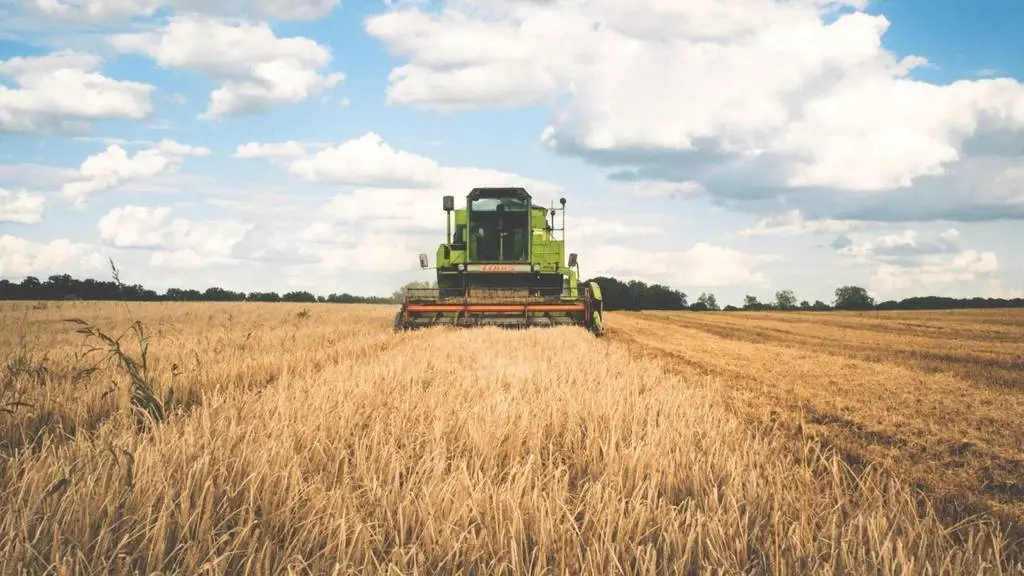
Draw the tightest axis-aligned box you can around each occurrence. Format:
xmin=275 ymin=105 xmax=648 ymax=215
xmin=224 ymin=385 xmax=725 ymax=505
xmin=442 ymin=195 xmax=454 ymax=211
xmin=568 ymin=253 xmax=578 ymax=268
xmin=419 ymin=253 xmax=429 ymax=268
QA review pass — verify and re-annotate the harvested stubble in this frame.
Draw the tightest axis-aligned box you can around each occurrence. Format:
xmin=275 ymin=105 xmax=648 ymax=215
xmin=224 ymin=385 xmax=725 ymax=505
xmin=0 ymin=301 xmax=1018 ymax=574
xmin=608 ymin=309 xmax=1024 ymax=538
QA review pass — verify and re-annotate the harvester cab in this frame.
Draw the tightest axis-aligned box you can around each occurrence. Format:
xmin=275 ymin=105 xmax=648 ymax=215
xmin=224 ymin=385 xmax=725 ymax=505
xmin=394 ymin=187 xmax=604 ymax=335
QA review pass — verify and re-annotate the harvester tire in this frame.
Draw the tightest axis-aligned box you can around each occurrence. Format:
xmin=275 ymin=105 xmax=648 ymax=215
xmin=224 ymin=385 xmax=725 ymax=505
xmin=591 ymin=310 xmax=604 ymax=336
xmin=393 ymin=310 xmax=404 ymax=333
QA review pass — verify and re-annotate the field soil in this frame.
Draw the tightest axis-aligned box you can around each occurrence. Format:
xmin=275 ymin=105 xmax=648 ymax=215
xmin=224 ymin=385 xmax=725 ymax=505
xmin=1 ymin=301 xmax=1021 ymax=574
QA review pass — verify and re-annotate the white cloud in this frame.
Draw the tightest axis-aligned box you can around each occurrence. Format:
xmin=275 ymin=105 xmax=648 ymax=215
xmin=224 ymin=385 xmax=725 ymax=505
xmin=32 ymin=0 xmax=163 ymax=20
xmin=61 ymin=140 xmax=211 ymax=206
xmin=96 ymin=205 xmax=171 ymax=247
xmin=33 ymin=0 xmax=340 ymax=21
xmin=0 ymin=50 xmax=154 ymax=133
xmin=285 ymin=231 xmax=430 ymax=275
xmin=287 ymin=132 xmax=442 ymax=186
xmin=111 ymin=15 xmax=345 ymax=118
xmin=608 ymin=179 xmax=705 ymax=200
xmin=0 ymin=163 xmax=80 ymax=189
xmin=984 ymin=279 xmax=1024 ymax=299
xmin=872 ymin=250 xmax=999 ymax=291
xmin=0 ymin=235 xmax=107 ymax=278
xmin=831 ymin=226 xmax=999 ymax=293
xmin=97 ymin=205 xmax=252 ymax=268
xmin=246 ymin=131 xmax=564 ymax=194
xmin=365 ymin=0 xmax=1024 ymax=219
xmin=234 ymin=141 xmax=308 ymax=159
xmin=569 ymin=215 xmax=663 ymax=244
xmin=0 ymin=189 xmax=46 ymax=224
xmin=258 ymin=162 xmax=568 ymax=248
xmin=366 ymin=8 xmax=558 ymax=110
xmin=836 ymin=227 xmax=962 ymax=261
xmin=582 ymin=242 xmax=775 ymax=288
xmin=740 ymin=209 xmax=863 ymax=237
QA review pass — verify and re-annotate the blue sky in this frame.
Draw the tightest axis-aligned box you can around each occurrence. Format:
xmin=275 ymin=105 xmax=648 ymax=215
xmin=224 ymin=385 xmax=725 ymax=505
xmin=1 ymin=0 xmax=1023 ymax=305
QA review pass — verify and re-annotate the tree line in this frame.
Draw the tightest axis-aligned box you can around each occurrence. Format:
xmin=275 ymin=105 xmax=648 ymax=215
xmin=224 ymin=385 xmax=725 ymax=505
xmin=0 ymin=274 xmax=393 ymax=304
xmin=2 ymin=272 xmax=1022 ymax=312
xmin=583 ymin=277 xmax=1024 ymax=312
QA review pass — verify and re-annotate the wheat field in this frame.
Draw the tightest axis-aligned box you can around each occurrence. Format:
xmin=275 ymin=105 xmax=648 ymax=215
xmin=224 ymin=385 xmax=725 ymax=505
xmin=1 ymin=301 xmax=1021 ymax=574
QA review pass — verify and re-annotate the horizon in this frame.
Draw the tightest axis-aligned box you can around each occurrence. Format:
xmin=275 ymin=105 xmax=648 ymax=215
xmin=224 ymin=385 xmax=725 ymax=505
xmin=2 ymin=0 xmax=1024 ymax=305
xmin=5 ymin=268 xmax=1024 ymax=312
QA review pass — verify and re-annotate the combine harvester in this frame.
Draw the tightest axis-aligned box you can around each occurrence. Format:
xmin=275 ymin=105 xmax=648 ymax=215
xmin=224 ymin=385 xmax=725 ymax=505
xmin=394 ymin=187 xmax=604 ymax=335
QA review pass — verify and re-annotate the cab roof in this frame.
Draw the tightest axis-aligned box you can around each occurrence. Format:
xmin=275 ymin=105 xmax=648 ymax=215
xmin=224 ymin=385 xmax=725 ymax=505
xmin=467 ymin=187 xmax=531 ymax=201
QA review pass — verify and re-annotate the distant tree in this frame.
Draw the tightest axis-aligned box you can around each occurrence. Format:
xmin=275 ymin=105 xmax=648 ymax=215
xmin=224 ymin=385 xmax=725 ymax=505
xmin=248 ymin=291 xmax=281 ymax=302
xmin=203 ymin=287 xmax=245 ymax=301
xmin=743 ymin=295 xmax=764 ymax=311
xmin=646 ymin=283 xmax=689 ymax=309
xmin=723 ymin=304 xmax=740 ymax=311
xmin=697 ymin=292 xmax=720 ymax=311
xmin=392 ymin=280 xmax=437 ymax=302
xmin=799 ymin=300 xmax=811 ymax=310
xmin=811 ymin=300 xmax=831 ymax=311
xmin=180 ymin=289 xmax=203 ymax=300
xmin=587 ymin=276 xmax=687 ymax=311
xmin=282 ymin=291 xmax=317 ymax=303
xmin=775 ymin=289 xmax=797 ymax=311
xmin=833 ymin=285 xmax=875 ymax=311
xmin=690 ymin=301 xmax=709 ymax=311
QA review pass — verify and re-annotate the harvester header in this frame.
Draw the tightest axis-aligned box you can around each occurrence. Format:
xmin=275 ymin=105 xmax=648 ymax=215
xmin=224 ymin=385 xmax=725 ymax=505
xmin=394 ymin=187 xmax=604 ymax=335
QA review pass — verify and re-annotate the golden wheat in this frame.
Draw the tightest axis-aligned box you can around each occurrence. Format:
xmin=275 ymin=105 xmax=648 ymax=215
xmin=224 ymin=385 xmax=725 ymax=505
xmin=0 ymin=302 xmax=1019 ymax=574
xmin=610 ymin=310 xmax=1024 ymax=552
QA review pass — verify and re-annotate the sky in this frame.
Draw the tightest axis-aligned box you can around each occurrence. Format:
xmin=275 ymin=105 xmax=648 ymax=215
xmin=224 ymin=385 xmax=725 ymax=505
xmin=1 ymin=0 xmax=1023 ymax=306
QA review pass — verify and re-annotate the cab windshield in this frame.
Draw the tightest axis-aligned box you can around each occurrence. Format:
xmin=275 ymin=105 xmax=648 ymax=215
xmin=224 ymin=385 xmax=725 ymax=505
xmin=469 ymin=196 xmax=530 ymax=262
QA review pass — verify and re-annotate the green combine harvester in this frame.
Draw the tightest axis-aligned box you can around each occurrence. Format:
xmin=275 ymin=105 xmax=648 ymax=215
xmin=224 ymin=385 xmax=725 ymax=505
xmin=394 ymin=187 xmax=604 ymax=335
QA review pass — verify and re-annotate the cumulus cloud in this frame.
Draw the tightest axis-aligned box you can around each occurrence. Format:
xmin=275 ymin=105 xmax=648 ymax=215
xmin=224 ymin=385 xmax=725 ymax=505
xmin=238 ymin=132 xmax=568 ymax=232
xmin=0 ymin=163 xmax=80 ymax=189
xmin=0 ymin=235 xmax=107 ymax=278
xmin=739 ymin=209 xmax=863 ymax=237
xmin=234 ymin=141 xmax=308 ymax=160
xmin=61 ymin=140 xmax=211 ymax=207
xmin=0 ymin=50 xmax=154 ymax=133
xmin=111 ymin=15 xmax=345 ymax=118
xmin=97 ymin=205 xmax=253 ymax=268
xmin=582 ymin=243 xmax=776 ymax=288
xmin=834 ymin=228 xmax=964 ymax=262
xmin=287 ymin=132 xmax=443 ymax=187
xmin=0 ymin=189 xmax=46 ymax=224
xmin=832 ymin=227 xmax=998 ymax=292
xmin=365 ymin=0 xmax=1024 ymax=222
xmin=869 ymin=228 xmax=961 ymax=257
xmin=32 ymin=0 xmax=340 ymax=21
xmin=569 ymin=216 xmax=664 ymax=244
xmin=607 ymin=179 xmax=705 ymax=200
xmin=872 ymin=250 xmax=999 ymax=291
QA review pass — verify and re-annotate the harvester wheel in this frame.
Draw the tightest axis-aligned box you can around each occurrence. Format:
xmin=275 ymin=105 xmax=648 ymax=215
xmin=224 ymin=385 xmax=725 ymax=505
xmin=393 ymin=310 xmax=404 ymax=333
xmin=591 ymin=310 xmax=604 ymax=336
